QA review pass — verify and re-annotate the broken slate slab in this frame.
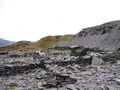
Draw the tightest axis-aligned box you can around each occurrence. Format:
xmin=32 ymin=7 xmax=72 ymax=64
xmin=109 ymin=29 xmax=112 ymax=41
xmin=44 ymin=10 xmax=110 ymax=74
xmin=92 ymin=56 xmax=104 ymax=65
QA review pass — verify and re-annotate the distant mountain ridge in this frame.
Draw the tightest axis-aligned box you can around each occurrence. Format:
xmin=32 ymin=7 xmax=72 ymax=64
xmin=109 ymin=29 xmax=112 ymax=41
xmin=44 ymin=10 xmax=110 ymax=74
xmin=0 ymin=38 xmax=14 ymax=46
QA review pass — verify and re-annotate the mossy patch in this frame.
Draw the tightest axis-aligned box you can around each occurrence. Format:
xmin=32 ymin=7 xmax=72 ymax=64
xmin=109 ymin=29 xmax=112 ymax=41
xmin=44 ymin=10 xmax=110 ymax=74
xmin=52 ymin=50 xmax=71 ymax=53
xmin=6 ymin=82 xmax=19 ymax=87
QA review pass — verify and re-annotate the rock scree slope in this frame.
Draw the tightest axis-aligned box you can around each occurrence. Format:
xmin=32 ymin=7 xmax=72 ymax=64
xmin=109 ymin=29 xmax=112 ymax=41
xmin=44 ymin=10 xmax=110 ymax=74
xmin=59 ymin=20 xmax=120 ymax=51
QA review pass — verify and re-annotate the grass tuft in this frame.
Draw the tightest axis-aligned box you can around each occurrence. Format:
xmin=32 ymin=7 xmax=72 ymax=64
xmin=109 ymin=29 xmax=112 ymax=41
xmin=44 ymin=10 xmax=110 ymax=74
xmin=52 ymin=50 xmax=71 ymax=53
xmin=6 ymin=82 xmax=19 ymax=87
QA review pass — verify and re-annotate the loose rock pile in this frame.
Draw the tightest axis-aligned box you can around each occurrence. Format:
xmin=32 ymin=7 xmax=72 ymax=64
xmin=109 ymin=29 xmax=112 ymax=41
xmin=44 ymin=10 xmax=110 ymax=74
xmin=59 ymin=20 xmax=120 ymax=51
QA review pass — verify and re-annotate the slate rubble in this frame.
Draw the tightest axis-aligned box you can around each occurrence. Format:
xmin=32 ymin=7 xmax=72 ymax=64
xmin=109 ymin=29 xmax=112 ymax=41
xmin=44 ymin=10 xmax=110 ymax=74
xmin=0 ymin=49 xmax=119 ymax=90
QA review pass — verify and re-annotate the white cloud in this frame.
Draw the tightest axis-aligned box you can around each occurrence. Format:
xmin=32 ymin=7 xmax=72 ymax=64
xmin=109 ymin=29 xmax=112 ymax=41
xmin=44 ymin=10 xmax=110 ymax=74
xmin=0 ymin=0 xmax=120 ymax=41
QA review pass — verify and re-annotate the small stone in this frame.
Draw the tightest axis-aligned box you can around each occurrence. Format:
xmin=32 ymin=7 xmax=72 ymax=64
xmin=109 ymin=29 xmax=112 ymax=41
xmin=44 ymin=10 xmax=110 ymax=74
xmin=38 ymin=82 xmax=44 ymax=90
xmin=65 ymin=84 xmax=77 ymax=90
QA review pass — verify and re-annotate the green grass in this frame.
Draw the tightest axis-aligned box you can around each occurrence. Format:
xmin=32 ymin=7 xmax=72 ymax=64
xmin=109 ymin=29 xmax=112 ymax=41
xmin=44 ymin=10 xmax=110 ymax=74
xmin=6 ymin=82 xmax=19 ymax=87
xmin=34 ymin=35 xmax=73 ymax=50
xmin=51 ymin=50 xmax=71 ymax=53
xmin=0 ymin=35 xmax=74 ymax=51
xmin=0 ymin=41 xmax=31 ymax=51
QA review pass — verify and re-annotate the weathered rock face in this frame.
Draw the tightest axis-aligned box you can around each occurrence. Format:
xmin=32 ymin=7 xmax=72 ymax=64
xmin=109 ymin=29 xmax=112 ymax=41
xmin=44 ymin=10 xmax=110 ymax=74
xmin=59 ymin=20 xmax=120 ymax=51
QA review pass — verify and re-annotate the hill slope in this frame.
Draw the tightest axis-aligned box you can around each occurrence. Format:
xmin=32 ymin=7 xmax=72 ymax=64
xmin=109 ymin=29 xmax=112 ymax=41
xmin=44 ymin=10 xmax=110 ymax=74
xmin=59 ymin=20 xmax=120 ymax=51
xmin=32 ymin=34 xmax=74 ymax=50
xmin=0 ymin=35 xmax=73 ymax=51
xmin=0 ymin=41 xmax=31 ymax=51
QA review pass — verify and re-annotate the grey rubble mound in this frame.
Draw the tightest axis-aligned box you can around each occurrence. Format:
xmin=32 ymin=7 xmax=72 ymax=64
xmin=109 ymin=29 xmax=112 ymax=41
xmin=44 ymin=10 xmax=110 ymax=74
xmin=59 ymin=20 xmax=120 ymax=51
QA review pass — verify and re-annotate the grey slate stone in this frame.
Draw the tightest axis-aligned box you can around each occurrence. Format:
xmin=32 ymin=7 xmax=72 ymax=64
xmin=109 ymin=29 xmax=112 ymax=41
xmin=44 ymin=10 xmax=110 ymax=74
xmin=92 ymin=56 xmax=104 ymax=65
xmin=59 ymin=20 xmax=120 ymax=51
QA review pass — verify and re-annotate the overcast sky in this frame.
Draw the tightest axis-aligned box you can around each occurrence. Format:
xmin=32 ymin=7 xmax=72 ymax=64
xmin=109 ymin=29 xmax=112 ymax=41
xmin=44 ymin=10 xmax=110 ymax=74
xmin=0 ymin=0 xmax=120 ymax=41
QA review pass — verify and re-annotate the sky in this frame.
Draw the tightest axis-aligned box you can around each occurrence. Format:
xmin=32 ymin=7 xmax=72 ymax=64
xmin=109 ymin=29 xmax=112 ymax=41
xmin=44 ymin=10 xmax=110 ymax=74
xmin=0 ymin=0 xmax=120 ymax=41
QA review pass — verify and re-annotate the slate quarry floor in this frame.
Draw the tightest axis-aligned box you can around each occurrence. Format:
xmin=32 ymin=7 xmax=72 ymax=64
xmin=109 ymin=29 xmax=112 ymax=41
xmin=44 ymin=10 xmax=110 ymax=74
xmin=0 ymin=50 xmax=120 ymax=90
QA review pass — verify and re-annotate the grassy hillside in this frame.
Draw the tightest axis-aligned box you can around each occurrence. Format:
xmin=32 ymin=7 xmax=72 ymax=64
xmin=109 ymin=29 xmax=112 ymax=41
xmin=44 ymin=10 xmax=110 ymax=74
xmin=0 ymin=41 xmax=31 ymax=51
xmin=33 ymin=34 xmax=74 ymax=49
xmin=0 ymin=35 xmax=74 ymax=51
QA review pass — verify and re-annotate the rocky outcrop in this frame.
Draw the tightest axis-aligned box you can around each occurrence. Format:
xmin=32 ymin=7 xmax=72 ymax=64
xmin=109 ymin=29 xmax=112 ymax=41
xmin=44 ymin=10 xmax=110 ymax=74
xmin=0 ymin=63 xmax=46 ymax=76
xmin=59 ymin=20 xmax=120 ymax=51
